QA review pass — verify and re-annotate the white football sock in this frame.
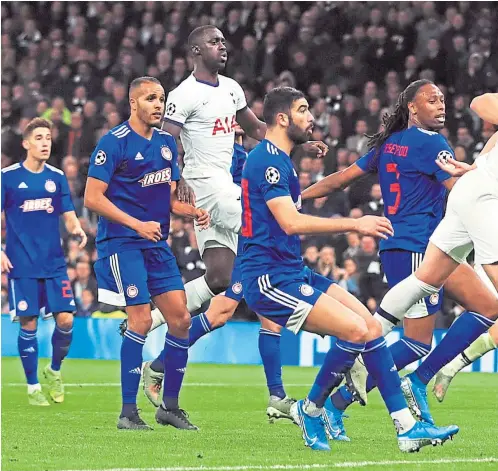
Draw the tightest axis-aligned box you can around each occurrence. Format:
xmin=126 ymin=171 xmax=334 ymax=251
xmin=27 ymin=383 xmax=41 ymax=394
xmin=150 ymin=308 xmax=167 ymax=332
xmin=184 ymin=275 xmax=215 ymax=312
xmin=391 ymin=408 xmax=416 ymax=434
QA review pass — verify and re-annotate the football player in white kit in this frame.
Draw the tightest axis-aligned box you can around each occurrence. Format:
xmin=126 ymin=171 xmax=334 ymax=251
xmin=139 ymin=25 xmax=327 ymax=421
xmin=369 ymin=92 xmax=498 ymax=424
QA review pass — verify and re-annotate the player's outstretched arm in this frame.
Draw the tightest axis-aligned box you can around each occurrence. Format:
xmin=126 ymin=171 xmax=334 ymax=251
xmin=62 ymin=211 xmax=87 ymax=249
xmin=301 ymin=163 xmax=366 ymax=200
xmin=169 ymin=182 xmax=210 ymax=230
xmin=470 ymin=93 xmax=498 ymax=124
xmin=84 ymin=177 xmax=162 ymax=242
xmin=236 ymin=107 xmax=267 ymax=141
xmin=266 ymin=196 xmax=393 ymax=239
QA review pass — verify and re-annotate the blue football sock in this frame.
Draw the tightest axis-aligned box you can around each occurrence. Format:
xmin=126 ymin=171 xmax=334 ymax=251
xmin=362 ymin=337 xmax=407 ymax=413
xmin=189 ymin=312 xmax=214 ymax=346
xmin=365 ymin=336 xmax=431 ymax=391
xmin=120 ymin=330 xmax=146 ymax=416
xmin=162 ymin=333 xmax=189 ymax=410
xmin=18 ymin=328 xmax=39 ymax=385
xmin=414 ymin=311 xmax=495 ymax=385
xmin=51 ymin=325 xmax=73 ymax=371
xmin=308 ymin=339 xmax=365 ymax=408
xmin=259 ymin=328 xmax=286 ymax=399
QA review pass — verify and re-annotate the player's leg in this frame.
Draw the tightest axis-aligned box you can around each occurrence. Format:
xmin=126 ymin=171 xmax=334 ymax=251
xmin=94 ymin=251 xmax=153 ymax=430
xmin=9 ymin=278 xmax=49 ymax=406
xmin=43 ymin=275 xmax=76 ymax=403
xmin=143 ymin=294 xmax=240 ymax=407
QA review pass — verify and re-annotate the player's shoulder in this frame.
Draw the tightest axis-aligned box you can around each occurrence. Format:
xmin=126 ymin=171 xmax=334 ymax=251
xmin=247 ymin=141 xmax=287 ymax=171
xmin=218 ymin=74 xmax=241 ymax=87
xmin=168 ymin=74 xmax=195 ymax=96
xmin=44 ymin=163 xmax=65 ymax=176
xmin=412 ymin=127 xmax=447 ymax=145
xmin=108 ymin=122 xmax=131 ymax=140
xmin=1 ymin=162 xmax=22 ymax=175
xmin=154 ymin=127 xmax=176 ymax=146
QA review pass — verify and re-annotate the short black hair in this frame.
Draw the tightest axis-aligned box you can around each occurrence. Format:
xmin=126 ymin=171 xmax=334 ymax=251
xmin=263 ymin=87 xmax=306 ymax=126
xmin=23 ymin=117 xmax=52 ymax=139
xmin=187 ymin=25 xmax=217 ymax=49
xmin=129 ymin=76 xmax=162 ymax=99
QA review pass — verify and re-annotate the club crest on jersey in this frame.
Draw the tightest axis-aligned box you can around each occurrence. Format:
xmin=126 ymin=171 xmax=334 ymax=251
xmin=95 ymin=150 xmax=106 ymax=165
xmin=20 ymin=198 xmax=54 ymax=213
xmin=265 ymin=167 xmax=280 ymax=184
xmin=17 ymin=300 xmax=28 ymax=311
xmin=300 ymin=284 xmax=314 ymax=296
xmin=429 ymin=293 xmax=439 ymax=305
xmin=232 ymin=282 xmax=243 ymax=295
xmin=161 ymin=146 xmax=172 ymax=160
xmin=45 ymin=179 xmax=56 ymax=193
xmin=138 ymin=168 xmax=172 ymax=187
xmin=126 ymin=285 xmax=139 ymax=298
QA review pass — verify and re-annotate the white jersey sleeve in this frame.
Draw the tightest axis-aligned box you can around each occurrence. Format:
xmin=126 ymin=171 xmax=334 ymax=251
xmin=166 ymin=74 xmax=248 ymax=179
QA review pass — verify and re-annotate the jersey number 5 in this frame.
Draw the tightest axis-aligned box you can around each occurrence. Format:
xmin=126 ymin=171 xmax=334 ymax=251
xmin=386 ymin=163 xmax=401 ymax=215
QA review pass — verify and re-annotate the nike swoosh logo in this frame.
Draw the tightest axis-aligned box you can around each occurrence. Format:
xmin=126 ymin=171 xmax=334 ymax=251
xmin=236 ymin=197 xmax=241 ymax=201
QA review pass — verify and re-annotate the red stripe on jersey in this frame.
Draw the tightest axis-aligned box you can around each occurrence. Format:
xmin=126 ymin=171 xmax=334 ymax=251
xmin=241 ymin=178 xmax=253 ymax=238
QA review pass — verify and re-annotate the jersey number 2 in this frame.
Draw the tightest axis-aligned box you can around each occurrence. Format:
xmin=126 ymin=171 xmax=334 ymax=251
xmin=386 ymin=163 xmax=401 ymax=215
xmin=62 ymin=280 xmax=73 ymax=298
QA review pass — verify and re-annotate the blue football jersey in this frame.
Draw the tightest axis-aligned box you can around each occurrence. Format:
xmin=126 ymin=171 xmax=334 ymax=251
xmin=356 ymin=126 xmax=453 ymax=253
xmin=1 ymin=162 xmax=74 ymax=278
xmin=230 ymin=142 xmax=248 ymax=186
xmin=87 ymin=122 xmax=180 ymax=258
xmin=241 ymin=139 xmax=303 ymax=278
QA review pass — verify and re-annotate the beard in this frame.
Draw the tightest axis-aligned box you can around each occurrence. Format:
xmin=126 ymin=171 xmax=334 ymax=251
xmin=287 ymin=118 xmax=311 ymax=145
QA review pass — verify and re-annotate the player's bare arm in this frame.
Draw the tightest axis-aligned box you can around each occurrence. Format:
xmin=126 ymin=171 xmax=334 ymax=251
xmin=470 ymin=93 xmax=498 ymax=124
xmin=169 ymin=181 xmax=210 ymax=230
xmin=161 ymin=120 xmax=196 ymax=205
xmin=236 ymin=106 xmax=267 ymax=141
xmin=62 ymin=211 xmax=87 ymax=249
xmin=84 ymin=177 xmax=162 ymax=242
xmin=267 ymin=195 xmax=394 ymax=239
xmin=302 ymin=163 xmax=366 ymax=200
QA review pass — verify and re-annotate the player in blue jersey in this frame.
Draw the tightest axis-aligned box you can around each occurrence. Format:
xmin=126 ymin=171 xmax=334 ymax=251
xmin=1 ymin=118 xmax=87 ymax=406
xmin=301 ymin=80 xmax=498 ymax=432
xmin=84 ymin=77 xmax=209 ymax=430
xmin=240 ymin=86 xmax=458 ymax=452
xmin=141 ymin=127 xmax=297 ymax=423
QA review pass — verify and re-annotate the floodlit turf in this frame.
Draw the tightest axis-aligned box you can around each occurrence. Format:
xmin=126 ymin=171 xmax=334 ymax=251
xmin=2 ymin=357 xmax=497 ymax=471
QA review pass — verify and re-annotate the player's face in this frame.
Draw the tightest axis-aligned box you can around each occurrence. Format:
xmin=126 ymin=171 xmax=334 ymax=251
xmin=199 ymin=29 xmax=227 ymax=70
xmin=23 ymin=127 xmax=52 ymax=161
xmin=287 ymin=98 xmax=314 ymax=144
xmin=410 ymin=84 xmax=446 ymax=130
xmin=135 ymin=83 xmax=165 ymax=127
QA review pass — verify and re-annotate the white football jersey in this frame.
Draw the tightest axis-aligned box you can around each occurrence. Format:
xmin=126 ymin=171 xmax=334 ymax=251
xmin=476 ymin=139 xmax=498 ymax=182
xmin=164 ymin=74 xmax=247 ymax=179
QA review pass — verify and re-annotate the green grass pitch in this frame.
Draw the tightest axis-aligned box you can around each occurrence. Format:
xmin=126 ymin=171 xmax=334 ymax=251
xmin=2 ymin=357 xmax=497 ymax=471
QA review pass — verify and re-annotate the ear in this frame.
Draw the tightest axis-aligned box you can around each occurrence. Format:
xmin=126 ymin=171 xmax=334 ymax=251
xmin=129 ymin=97 xmax=137 ymax=111
xmin=276 ymin=112 xmax=289 ymax=127
xmin=22 ymin=139 xmax=29 ymax=151
xmin=407 ymin=100 xmax=416 ymax=115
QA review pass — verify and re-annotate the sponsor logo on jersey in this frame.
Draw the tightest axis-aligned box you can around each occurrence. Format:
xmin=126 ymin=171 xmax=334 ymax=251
xmin=135 ymin=152 xmax=144 ymax=160
xmin=212 ymin=115 xmax=237 ymax=136
xmin=20 ymin=198 xmax=54 ymax=213
xmin=429 ymin=293 xmax=439 ymax=305
xmin=265 ymin=167 xmax=280 ymax=184
xmin=231 ymin=282 xmax=243 ymax=295
xmin=138 ymin=168 xmax=172 ymax=187
xmin=18 ymin=182 xmax=28 ymax=189
xmin=161 ymin=146 xmax=172 ymax=160
xmin=17 ymin=300 xmax=28 ymax=311
xmin=95 ymin=150 xmax=106 ymax=165
xmin=45 ymin=179 xmax=56 ymax=193
xmin=300 ymin=284 xmax=314 ymax=296
xmin=126 ymin=285 xmax=139 ymax=298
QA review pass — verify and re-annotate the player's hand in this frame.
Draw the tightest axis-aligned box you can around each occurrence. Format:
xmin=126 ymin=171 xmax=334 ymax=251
xmin=300 ymin=141 xmax=329 ymax=158
xmin=136 ymin=221 xmax=162 ymax=242
xmin=177 ymin=178 xmax=196 ymax=206
xmin=194 ymin=208 xmax=210 ymax=230
xmin=72 ymin=227 xmax=88 ymax=249
xmin=355 ymin=216 xmax=394 ymax=240
xmin=435 ymin=156 xmax=476 ymax=177
xmin=1 ymin=251 xmax=13 ymax=273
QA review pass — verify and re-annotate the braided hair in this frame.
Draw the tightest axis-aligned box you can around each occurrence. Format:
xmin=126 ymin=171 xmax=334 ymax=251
xmin=367 ymin=79 xmax=434 ymax=152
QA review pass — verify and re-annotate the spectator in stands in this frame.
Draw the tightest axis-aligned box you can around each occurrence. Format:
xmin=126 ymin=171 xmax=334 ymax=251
xmin=346 ymin=119 xmax=369 ymax=156
xmin=76 ymin=289 xmax=98 ymax=317
xmin=360 ymin=183 xmax=384 ymax=216
xmin=72 ymin=260 xmax=98 ymax=304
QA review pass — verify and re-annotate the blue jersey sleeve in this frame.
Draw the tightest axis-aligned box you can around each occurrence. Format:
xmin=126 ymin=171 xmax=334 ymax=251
xmin=1 ymin=176 xmax=6 ymax=212
xmin=414 ymin=134 xmax=453 ymax=183
xmin=169 ymin=137 xmax=180 ymax=182
xmin=356 ymin=148 xmax=377 ymax=173
xmin=87 ymin=134 xmax=121 ymax=184
xmin=259 ymin=160 xmax=291 ymax=202
xmin=59 ymin=174 xmax=75 ymax=213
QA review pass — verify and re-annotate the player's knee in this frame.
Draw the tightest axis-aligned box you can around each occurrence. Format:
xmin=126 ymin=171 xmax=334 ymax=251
xmin=128 ymin=314 xmax=152 ymax=335
xmin=365 ymin=316 xmax=382 ymax=340
xmin=55 ymin=312 xmax=74 ymax=330
xmin=346 ymin=319 xmax=369 ymax=344
xmin=19 ymin=316 xmax=38 ymax=330
xmin=205 ymin=271 xmax=232 ymax=294
xmin=169 ymin=310 xmax=191 ymax=334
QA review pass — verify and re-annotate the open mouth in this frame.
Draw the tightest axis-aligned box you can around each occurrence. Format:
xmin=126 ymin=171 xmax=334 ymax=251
xmin=435 ymin=114 xmax=445 ymax=123
xmin=152 ymin=113 xmax=162 ymax=119
xmin=220 ymin=52 xmax=228 ymax=60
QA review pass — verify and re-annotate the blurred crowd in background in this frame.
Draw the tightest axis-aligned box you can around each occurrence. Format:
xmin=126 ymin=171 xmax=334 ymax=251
xmin=2 ymin=1 xmax=497 ymax=324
